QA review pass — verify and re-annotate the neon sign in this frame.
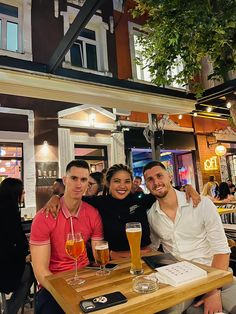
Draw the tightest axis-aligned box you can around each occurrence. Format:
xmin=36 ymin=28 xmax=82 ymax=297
xmin=204 ymin=156 xmax=218 ymax=171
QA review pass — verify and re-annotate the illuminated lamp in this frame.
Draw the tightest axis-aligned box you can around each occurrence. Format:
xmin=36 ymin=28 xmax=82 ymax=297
xmin=215 ymin=144 xmax=227 ymax=157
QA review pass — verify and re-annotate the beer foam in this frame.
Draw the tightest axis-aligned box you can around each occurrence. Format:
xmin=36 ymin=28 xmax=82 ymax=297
xmin=95 ymin=244 xmax=108 ymax=250
xmin=126 ymin=228 xmax=141 ymax=232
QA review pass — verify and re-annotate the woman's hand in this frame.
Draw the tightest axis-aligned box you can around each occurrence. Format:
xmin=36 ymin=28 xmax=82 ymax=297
xmin=185 ymin=184 xmax=201 ymax=207
xmin=43 ymin=195 xmax=61 ymax=218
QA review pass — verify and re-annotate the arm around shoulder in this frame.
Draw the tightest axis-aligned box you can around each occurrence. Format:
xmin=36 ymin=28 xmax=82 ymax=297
xmin=184 ymin=184 xmax=201 ymax=207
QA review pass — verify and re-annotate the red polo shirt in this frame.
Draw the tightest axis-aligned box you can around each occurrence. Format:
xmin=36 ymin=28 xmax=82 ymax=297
xmin=30 ymin=198 xmax=103 ymax=273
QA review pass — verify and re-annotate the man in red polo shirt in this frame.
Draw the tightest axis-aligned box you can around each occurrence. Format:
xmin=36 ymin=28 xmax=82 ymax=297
xmin=30 ymin=160 xmax=104 ymax=314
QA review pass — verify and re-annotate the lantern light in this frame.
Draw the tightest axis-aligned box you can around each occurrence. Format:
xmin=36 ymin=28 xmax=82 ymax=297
xmin=215 ymin=144 xmax=227 ymax=157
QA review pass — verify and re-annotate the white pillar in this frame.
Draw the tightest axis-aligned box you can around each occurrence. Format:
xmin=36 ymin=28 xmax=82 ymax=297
xmin=111 ymin=132 xmax=125 ymax=165
xmin=58 ymin=128 xmax=74 ymax=176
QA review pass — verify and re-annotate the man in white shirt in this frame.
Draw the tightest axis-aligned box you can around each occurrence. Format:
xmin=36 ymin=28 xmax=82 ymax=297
xmin=143 ymin=161 xmax=236 ymax=314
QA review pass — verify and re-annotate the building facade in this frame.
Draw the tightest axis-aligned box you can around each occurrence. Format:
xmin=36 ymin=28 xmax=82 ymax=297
xmin=0 ymin=0 xmax=235 ymax=213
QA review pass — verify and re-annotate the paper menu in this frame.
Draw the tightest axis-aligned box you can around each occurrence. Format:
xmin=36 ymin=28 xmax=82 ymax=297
xmin=155 ymin=261 xmax=207 ymax=287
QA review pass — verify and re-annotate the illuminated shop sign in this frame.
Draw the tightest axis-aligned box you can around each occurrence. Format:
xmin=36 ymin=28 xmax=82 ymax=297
xmin=204 ymin=156 xmax=218 ymax=171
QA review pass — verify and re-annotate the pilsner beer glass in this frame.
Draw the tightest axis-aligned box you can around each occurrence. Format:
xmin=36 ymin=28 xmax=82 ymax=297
xmin=126 ymin=222 xmax=143 ymax=275
xmin=94 ymin=241 xmax=110 ymax=276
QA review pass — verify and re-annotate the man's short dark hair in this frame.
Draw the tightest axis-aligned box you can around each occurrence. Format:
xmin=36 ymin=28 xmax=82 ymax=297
xmin=134 ymin=176 xmax=142 ymax=181
xmin=66 ymin=159 xmax=90 ymax=172
xmin=143 ymin=161 xmax=166 ymax=175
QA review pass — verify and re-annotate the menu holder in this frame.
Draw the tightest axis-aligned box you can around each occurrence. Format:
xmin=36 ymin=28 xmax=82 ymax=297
xmin=155 ymin=261 xmax=207 ymax=287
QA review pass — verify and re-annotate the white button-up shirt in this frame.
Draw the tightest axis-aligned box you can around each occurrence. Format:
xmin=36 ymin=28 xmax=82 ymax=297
xmin=147 ymin=190 xmax=230 ymax=266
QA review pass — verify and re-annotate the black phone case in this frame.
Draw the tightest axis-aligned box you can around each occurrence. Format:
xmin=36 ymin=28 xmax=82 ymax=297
xmin=86 ymin=263 xmax=118 ymax=270
xmin=79 ymin=291 xmax=127 ymax=313
xmin=142 ymin=253 xmax=178 ymax=269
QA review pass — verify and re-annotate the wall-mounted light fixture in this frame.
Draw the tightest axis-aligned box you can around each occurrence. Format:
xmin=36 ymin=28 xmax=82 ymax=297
xmin=214 ymin=144 xmax=227 ymax=156
xmin=226 ymin=101 xmax=232 ymax=109
xmin=42 ymin=140 xmax=49 ymax=157
xmin=89 ymin=113 xmax=96 ymax=127
xmin=206 ymin=136 xmax=227 ymax=157
xmin=206 ymin=106 xmax=212 ymax=113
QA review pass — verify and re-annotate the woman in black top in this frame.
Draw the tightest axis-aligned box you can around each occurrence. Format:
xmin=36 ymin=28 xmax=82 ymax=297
xmin=83 ymin=164 xmax=155 ymax=258
xmin=0 ymin=178 xmax=34 ymax=313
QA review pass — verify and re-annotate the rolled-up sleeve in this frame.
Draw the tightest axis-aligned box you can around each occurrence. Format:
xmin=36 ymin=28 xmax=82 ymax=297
xmin=202 ymin=197 xmax=231 ymax=255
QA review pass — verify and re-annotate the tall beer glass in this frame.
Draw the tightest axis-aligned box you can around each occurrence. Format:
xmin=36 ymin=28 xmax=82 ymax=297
xmin=126 ymin=222 xmax=143 ymax=275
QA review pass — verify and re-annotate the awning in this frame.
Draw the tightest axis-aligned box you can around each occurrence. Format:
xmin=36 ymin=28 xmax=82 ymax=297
xmin=0 ymin=67 xmax=195 ymax=115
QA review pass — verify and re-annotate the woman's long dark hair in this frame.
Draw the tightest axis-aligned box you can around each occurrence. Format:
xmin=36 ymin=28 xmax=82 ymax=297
xmin=0 ymin=178 xmax=24 ymax=209
xmin=218 ymin=182 xmax=231 ymax=200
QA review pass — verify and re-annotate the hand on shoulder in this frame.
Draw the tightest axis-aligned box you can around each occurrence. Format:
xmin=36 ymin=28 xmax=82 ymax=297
xmin=43 ymin=194 xmax=61 ymax=218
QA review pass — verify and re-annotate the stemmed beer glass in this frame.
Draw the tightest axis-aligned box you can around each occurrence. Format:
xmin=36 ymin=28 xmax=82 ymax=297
xmin=94 ymin=241 xmax=110 ymax=276
xmin=126 ymin=222 xmax=143 ymax=275
xmin=65 ymin=232 xmax=85 ymax=285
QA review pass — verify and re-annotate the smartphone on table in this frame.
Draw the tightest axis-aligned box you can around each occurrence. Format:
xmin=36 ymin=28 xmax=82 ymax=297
xmin=79 ymin=291 xmax=127 ymax=313
xmin=85 ymin=262 xmax=118 ymax=270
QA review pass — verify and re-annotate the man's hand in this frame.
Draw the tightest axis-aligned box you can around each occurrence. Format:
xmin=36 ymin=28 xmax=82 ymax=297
xmin=194 ymin=289 xmax=222 ymax=314
xmin=185 ymin=184 xmax=201 ymax=207
xmin=43 ymin=195 xmax=61 ymax=218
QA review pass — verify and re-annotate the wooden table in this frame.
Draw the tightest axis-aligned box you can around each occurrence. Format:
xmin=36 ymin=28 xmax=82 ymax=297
xmin=45 ymin=256 xmax=233 ymax=314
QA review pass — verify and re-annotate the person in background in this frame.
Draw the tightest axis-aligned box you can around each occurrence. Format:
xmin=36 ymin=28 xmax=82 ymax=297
xmin=0 ymin=178 xmax=34 ymax=314
xmin=227 ymin=179 xmax=236 ymax=195
xmin=85 ymin=171 xmax=105 ymax=260
xmin=52 ymin=178 xmax=65 ymax=196
xmin=45 ymin=164 xmax=200 ymax=261
xmin=227 ymin=179 xmax=233 ymax=188
xmin=143 ymin=161 xmax=236 ymax=314
xmin=30 ymin=160 xmax=104 ymax=314
xmin=217 ymin=182 xmax=235 ymax=202
xmin=230 ymin=184 xmax=236 ymax=195
xmin=131 ymin=176 xmax=145 ymax=196
xmin=201 ymin=175 xmax=219 ymax=199
xmin=101 ymin=168 xmax=107 ymax=176
xmin=86 ymin=172 xmax=104 ymax=196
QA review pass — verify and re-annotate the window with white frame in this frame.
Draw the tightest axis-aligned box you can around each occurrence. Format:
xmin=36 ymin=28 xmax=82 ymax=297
xmin=70 ymin=28 xmax=98 ymax=71
xmin=0 ymin=2 xmax=19 ymax=52
xmin=63 ymin=6 xmax=109 ymax=74
xmin=133 ymin=32 xmax=152 ymax=82
xmin=129 ymin=22 xmax=185 ymax=90
xmin=0 ymin=0 xmax=32 ymax=60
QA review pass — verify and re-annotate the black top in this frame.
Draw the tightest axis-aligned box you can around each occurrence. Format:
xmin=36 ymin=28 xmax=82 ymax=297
xmin=83 ymin=193 xmax=156 ymax=251
xmin=0 ymin=200 xmax=29 ymax=293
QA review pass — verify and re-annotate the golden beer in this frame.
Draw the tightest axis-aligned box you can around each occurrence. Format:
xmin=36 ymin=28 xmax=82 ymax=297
xmin=126 ymin=222 xmax=143 ymax=275
xmin=95 ymin=244 xmax=110 ymax=266
xmin=95 ymin=241 xmax=110 ymax=276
